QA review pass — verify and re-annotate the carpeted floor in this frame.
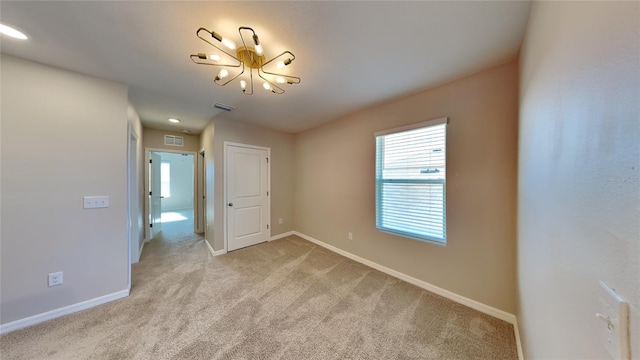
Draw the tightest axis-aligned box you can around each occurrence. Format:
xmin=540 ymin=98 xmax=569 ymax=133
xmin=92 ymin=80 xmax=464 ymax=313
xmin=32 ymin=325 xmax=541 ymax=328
xmin=1 ymin=213 xmax=518 ymax=359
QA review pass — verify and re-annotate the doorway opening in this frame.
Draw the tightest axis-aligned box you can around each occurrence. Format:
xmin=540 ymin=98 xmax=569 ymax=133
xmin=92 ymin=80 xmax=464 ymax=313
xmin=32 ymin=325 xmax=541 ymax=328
xmin=145 ymin=149 xmax=202 ymax=244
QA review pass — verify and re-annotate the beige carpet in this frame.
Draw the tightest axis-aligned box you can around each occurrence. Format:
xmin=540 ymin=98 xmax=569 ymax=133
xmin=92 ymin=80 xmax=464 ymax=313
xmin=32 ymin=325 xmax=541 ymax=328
xmin=1 ymin=216 xmax=517 ymax=359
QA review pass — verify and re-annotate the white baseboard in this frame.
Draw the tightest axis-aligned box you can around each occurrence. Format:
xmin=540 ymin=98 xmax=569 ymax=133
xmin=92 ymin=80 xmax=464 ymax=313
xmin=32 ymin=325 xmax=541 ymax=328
xmin=270 ymin=231 xmax=295 ymax=241
xmin=205 ymin=239 xmax=226 ymax=257
xmin=293 ymin=231 xmax=523 ymax=356
xmin=514 ymin=318 xmax=524 ymax=360
xmin=0 ymin=289 xmax=130 ymax=335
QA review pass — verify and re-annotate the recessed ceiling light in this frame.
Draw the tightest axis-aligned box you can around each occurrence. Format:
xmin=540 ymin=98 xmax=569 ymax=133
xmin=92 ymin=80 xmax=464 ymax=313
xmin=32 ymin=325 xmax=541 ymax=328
xmin=168 ymin=118 xmax=180 ymax=123
xmin=0 ymin=23 xmax=28 ymax=40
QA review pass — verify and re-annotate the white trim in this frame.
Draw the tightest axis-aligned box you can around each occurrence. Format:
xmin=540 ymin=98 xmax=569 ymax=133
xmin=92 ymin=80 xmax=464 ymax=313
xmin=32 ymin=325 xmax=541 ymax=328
xmin=195 ymin=148 xmax=206 ymax=234
xmin=514 ymin=318 xmax=524 ymax=360
xmin=127 ymin=124 xmax=140 ymax=286
xmin=293 ymin=231 xmax=516 ymax=324
xmin=138 ymin=239 xmax=146 ymax=260
xmin=270 ymin=231 xmax=295 ymax=241
xmin=205 ymin=239 xmax=227 ymax=257
xmin=374 ymin=116 xmax=448 ymax=137
xmin=0 ymin=289 xmax=130 ymax=335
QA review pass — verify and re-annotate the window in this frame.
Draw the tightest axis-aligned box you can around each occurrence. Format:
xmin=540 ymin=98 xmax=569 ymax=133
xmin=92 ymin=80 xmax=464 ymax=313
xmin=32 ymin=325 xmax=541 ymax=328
xmin=375 ymin=118 xmax=447 ymax=244
xmin=161 ymin=161 xmax=171 ymax=198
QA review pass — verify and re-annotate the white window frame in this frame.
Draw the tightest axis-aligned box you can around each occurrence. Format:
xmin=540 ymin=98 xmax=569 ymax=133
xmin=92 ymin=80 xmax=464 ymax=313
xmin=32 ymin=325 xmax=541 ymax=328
xmin=375 ymin=117 xmax=448 ymax=245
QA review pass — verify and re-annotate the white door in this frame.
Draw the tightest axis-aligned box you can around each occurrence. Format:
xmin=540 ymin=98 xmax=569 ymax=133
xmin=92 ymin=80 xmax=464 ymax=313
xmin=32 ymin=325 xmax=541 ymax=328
xmin=149 ymin=152 xmax=162 ymax=239
xmin=226 ymin=144 xmax=269 ymax=251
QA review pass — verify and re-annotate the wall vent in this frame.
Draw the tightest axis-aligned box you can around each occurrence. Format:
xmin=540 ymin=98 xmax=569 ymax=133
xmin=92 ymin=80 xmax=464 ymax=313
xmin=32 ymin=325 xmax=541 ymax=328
xmin=164 ymin=135 xmax=184 ymax=147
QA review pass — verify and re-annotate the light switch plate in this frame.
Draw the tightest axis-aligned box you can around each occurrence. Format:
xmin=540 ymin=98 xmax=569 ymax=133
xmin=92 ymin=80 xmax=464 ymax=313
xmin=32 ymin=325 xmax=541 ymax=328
xmin=83 ymin=196 xmax=109 ymax=209
xmin=597 ymin=281 xmax=629 ymax=360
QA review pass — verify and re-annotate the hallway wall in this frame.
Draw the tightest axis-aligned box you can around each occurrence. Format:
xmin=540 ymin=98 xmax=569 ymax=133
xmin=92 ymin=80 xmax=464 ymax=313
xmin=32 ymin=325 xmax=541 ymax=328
xmin=518 ymin=1 xmax=640 ymax=358
xmin=143 ymin=127 xmax=201 ymax=152
xmin=1 ymin=55 xmax=129 ymax=324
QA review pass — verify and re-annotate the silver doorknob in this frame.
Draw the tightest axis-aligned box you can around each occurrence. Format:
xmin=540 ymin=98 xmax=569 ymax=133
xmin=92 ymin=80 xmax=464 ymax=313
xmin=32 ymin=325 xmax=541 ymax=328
xmin=228 ymin=203 xmax=233 ymax=207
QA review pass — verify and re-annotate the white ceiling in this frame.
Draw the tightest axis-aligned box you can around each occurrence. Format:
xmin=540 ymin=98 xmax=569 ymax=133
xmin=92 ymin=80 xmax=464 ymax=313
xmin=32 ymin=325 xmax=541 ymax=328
xmin=0 ymin=1 xmax=530 ymax=134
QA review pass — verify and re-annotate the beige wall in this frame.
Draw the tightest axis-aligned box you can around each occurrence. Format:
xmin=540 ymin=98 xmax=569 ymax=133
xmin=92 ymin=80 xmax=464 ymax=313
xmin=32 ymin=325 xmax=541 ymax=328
xmin=127 ymin=103 xmax=145 ymax=261
xmin=143 ymin=127 xmax=201 ymax=153
xmin=209 ymin=117 xmax=295 ymax=251
xmin=295 ymin=60 xmax=519 ymax=313
xmin=0 ymin=55 xmax=129 ymax=324
xmin=518 ymin=2 xmax=640 ymax=358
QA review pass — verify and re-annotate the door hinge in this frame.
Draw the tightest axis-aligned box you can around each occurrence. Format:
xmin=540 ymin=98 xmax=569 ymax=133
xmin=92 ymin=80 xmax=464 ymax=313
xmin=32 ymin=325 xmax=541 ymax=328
xmin=149 ymin=191 xmax=152 ymax=196
xmin=267 ymin=191 xmax=269 ymax=196
xmin=150 ymin=223 xmax=153 ymax=228
xmin=149 ymin=159 xmax=152 ymax=164
xmin=266 ymin=157 xmax=269 ymax=163
xmin=267 ymin=224 xmax=269 ymax=229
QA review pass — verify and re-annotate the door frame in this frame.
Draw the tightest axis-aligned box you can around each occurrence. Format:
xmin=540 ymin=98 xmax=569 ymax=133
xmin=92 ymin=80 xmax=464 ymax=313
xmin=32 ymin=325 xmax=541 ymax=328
xmin=195 ymin=148 xmax=206 ymax=234
xmin=127 ymin=124 xmax=140 ymax=288
xmin=144 ymin=147 xmax=198 ymax=241
xmin=223 ymin=141 xmax=271 ymax=253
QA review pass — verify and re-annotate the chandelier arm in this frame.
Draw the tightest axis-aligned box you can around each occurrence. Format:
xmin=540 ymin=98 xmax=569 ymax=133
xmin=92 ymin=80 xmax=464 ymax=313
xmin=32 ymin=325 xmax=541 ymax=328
xmin=190 ymin=54 xmax=242 ymax=68
xmin=260 ymin=68 xmax=301 ymax=84
xmin=262 ymin=51 xmax=296 ymax=67
xmin=214 ymin=64 xmax=246 ymax=87
xmin=196 ymin=28 xmax=241 ymax=63
xmin=238 ymin=27 xmax=257 ymax=64
xmin=243 ymin=68 xmax=254 ymax=95
xmin=258 ymin=69 xmax=285 ymax=94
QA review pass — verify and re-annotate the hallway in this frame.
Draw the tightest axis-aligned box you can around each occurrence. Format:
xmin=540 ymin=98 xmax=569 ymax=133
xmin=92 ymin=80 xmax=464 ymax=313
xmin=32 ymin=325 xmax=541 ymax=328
xmin=131 ymin=209 xmax=204 ymax=282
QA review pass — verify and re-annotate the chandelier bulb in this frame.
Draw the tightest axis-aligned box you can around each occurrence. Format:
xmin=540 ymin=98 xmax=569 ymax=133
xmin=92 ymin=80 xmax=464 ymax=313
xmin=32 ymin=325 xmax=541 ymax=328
xmin=276 ymin=61 xmax=285 ymax=69
xmin=276 ymin=77 xmax=285 ymax=84
xmin=263 ymin=82 xmax=272 ymax=91
xmin=221 ymin=37 xmax=236 ymax=50
xmin=219 ymin=69 xmax=229 ymax=78
xmin=255 ymin=44 xmax=263 ymax=55
xmin=240 ymin=80 xmax=247 ymax=90
xmin=209 ymin=54 xmax=221 ymax=61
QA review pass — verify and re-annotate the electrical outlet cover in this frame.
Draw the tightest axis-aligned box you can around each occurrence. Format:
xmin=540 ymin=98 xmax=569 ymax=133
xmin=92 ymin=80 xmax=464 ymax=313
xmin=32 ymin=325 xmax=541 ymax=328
xmin=48 ymin=271 xmax=63 ymax=287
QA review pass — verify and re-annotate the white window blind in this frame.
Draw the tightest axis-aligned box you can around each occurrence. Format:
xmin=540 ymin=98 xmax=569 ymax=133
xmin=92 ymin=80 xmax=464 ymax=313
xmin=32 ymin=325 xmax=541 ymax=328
xmin=375 ymin=118 xmax=447 ymax=244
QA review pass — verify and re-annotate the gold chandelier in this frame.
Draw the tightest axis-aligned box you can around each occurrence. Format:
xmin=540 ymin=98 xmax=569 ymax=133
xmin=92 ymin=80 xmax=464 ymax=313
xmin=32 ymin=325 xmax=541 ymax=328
xmin=191 ymin=26 xmax=300 ymax=95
